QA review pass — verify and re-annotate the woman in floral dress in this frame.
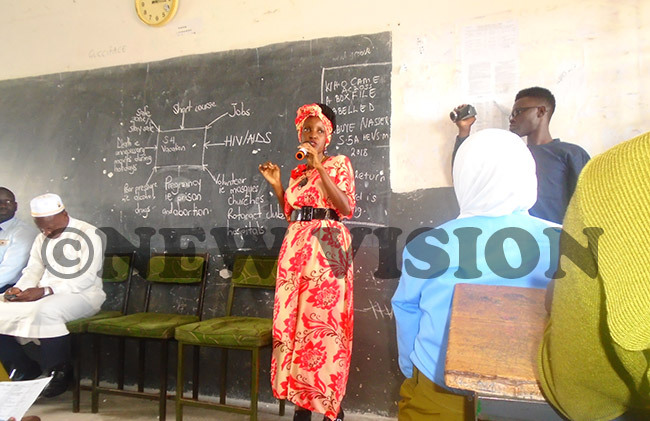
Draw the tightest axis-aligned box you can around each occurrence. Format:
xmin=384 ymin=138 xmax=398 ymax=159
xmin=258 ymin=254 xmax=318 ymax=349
xmin=259 ymin=103 xmax=355 ymax=421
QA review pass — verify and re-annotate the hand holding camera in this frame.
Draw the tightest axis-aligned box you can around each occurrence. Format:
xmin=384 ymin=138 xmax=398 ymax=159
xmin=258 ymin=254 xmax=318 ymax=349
xmin=450 ymin=104 xmax=477 ymax=122
xmin=450 ymin=104 xmax=477 ymax=138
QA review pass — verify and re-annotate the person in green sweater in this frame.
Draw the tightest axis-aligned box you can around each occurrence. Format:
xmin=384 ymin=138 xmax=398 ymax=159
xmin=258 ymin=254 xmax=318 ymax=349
xmin=538 ymin=131 xmax=650 ymax=420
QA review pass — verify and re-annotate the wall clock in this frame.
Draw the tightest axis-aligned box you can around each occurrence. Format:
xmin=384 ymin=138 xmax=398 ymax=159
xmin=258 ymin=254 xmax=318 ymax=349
xmin=135 ymin=0 xmax=179 ymax=26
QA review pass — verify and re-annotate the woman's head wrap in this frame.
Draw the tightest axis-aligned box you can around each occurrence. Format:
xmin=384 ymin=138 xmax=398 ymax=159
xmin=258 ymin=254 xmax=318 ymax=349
xmin=453 ymin=128 xmax=537 ymax=219
xmin=295 ymin=103 xmax=336 ymax=147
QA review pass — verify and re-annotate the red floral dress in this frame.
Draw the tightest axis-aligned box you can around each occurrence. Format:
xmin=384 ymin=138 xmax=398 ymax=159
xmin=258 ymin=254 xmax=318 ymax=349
xmin=271 ymin=155 xmax=356 ymax=419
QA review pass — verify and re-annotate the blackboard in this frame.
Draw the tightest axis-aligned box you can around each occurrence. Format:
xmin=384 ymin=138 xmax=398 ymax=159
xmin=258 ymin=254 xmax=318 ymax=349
xmin=0 ymin=32 xmax=391 ymax=251
xmin=0 ymin=31 xmax=413 ymax=415
xmin=0 ymin=31 xmax=467 ymax=417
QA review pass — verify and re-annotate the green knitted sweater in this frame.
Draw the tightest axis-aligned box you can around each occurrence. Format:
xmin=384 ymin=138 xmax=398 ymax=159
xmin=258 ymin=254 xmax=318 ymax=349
xmin=538 ymin=131 xmax=650 ymax=421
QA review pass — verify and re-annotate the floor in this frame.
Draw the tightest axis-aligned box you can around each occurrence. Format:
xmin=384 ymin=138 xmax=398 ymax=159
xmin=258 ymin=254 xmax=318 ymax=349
xmin=28 ymin=390 xmax=397 ymax=421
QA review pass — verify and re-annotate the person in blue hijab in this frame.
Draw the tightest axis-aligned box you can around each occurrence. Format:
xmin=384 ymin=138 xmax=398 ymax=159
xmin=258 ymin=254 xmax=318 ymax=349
xmin=392 ymin=128 xmax=560 ymax=420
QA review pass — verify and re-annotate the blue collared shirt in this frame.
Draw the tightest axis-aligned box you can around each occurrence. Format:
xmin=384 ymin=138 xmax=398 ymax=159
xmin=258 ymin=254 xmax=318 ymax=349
xmin=0 ymin=217 xmax=38 ymax=289
xmin=391 ymin=211 xmax=560 ymax=391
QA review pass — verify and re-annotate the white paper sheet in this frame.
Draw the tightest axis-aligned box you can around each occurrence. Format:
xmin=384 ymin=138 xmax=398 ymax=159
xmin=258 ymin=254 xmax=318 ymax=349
xmin=461 ymin=21 xmax=519 ymax=131
xmin=0 ymin=377 xmax=51 ymax=421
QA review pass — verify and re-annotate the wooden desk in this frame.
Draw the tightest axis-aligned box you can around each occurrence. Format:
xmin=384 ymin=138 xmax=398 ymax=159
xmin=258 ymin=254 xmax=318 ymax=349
xmin=445 ymin=283 xmax=562 ymax=420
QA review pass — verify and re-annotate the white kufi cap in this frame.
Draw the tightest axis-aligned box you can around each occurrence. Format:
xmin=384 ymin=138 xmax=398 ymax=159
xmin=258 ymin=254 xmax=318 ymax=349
xmin=30 ymin=193 xmax=65 ymax=217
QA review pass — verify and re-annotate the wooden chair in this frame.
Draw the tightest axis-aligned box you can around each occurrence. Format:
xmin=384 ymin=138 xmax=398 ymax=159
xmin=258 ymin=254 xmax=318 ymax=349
xmin=65 ymin=251 xmax=134 ymax=413
xmin=445 ymin=283 xmax=564 ymax=420
xmin=174 ymin=254 xmax=285 ymax=421
xmin=87 ymin=252 xmax=209 ymax=421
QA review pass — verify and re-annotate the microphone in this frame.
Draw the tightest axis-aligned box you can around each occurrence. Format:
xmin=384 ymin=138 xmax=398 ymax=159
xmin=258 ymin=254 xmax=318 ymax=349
xmin=295 ymin=147 xmax=307 ymax=160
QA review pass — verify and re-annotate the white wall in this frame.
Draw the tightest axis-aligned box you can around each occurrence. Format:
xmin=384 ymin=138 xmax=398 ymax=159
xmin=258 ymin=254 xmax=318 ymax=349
xmin=1 ymin=0 xmax=648 ymax=191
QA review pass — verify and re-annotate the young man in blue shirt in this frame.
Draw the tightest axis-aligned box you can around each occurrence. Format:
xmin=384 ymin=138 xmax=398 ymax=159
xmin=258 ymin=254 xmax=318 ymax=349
xmin=452 ymin=87 xmax=590 ymax=224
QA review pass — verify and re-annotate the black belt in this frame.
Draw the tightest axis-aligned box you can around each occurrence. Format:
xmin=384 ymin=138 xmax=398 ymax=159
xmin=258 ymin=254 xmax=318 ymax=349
xmin=290 ymin=206 xmax=339 ymax=222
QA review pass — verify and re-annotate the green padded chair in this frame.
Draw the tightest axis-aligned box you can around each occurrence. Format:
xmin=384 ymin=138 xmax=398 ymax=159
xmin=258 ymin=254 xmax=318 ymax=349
xmin=66 ymin=252 xmax=134 ymax=413
xmin=175 ymin=254 xmax=285 ymax=421
xmin=88 ymin=252 xmax=209 ymax=421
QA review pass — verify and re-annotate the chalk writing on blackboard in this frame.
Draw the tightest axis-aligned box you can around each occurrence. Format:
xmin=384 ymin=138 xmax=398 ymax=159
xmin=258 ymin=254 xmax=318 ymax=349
xmin=110 ymin=60 xmax=391 ymax=229
xmin=113 ymin=100 xmax=272 ymax=223
xmin=322 ymin=63 xmax=391 ymax=226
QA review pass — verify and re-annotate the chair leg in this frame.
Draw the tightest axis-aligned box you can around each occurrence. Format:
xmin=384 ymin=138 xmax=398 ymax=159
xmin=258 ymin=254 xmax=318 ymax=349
xmin=176 ymin=342 xmax=184 ymax=421
xmin=192 ymin=345 xmax=199 ymax=400
xmin=251 ymin=348 xmax=260 ymax=421
xmin=71 ymin=334 xmax=80 ymax=413
xmin=91 ymin=335 xmax=100 ymax=413
xmin=219 ymin=348 xmax=228 ymax=405
xmin=138 ymin=339 xmax=145 ymax=392
xmin=159 ymin=340 xmax=169 ymax=421
xmin=117 ymin=337 xmax=125 ymax=390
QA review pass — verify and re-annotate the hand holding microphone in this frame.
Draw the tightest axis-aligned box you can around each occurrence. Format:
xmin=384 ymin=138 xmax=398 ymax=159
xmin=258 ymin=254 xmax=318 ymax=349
xmin=295 ymin=147 xmax=308 ymax=160
xmin=296 ymin=142 xmax=313 ymax=160
xmin=295 ymin=142 xmax=322 ymax=170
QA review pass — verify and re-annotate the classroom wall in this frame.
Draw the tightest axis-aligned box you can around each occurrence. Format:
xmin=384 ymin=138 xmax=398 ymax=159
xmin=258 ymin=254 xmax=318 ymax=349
xmin=2 ymin=0 xmax=648 ymax=191
xmin=1 ymin=0 xmax=649 ymax=417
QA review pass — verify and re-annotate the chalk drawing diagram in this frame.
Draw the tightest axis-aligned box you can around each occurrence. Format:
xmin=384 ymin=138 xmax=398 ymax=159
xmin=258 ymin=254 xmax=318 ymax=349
xmin=115 ymin=101 xmax=274 ymax=221
xmin=114 ymin=60 xmax=391 ymax=224
xmin=142 ymin=109 xmax=231 ymax=187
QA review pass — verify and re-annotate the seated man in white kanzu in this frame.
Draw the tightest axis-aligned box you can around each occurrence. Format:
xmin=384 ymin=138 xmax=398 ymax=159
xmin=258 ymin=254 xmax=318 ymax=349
xmin=0 ymin=193 xmax=105 ymax=398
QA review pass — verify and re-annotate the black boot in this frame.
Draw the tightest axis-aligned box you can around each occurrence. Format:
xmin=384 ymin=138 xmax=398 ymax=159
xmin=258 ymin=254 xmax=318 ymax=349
xmin=0 ymin=334 xmax=42 ymax=381
xmin=7 ymin=361 xmax=41 ymax=381
xmin=40 ymin=363 xmax=72 ymax=398
xmin=294 ymin=407 xmax=312 ymax=421
xmin=324 ymin=408 xmax=344 ymax=421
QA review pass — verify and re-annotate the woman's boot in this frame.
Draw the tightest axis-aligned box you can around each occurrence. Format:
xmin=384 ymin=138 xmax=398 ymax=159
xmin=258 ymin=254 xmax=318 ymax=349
xmin=294 ymin=407 xmax=312 ymax=421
